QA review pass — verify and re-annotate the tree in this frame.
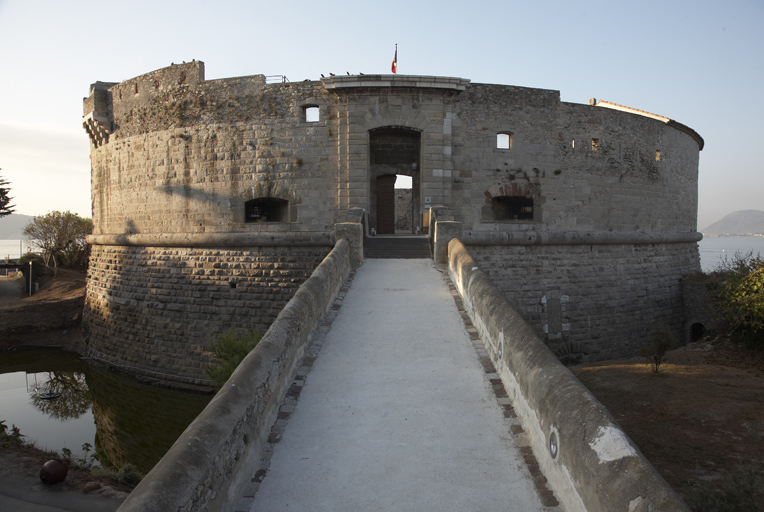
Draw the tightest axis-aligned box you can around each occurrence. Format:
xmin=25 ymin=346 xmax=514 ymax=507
xmin=0 ymin=171 xmax=14 ymax=218
xmin=711 ymin=252 xmax=764 ymax=350
xmin=23 ymin=211 xmax=93 ymax=273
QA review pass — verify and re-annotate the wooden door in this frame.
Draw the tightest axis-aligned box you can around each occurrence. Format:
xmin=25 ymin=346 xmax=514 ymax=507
xmin=376 ymin=175 xmax=396 ymax=234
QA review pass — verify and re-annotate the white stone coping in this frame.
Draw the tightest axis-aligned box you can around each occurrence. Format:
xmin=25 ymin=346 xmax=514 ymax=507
xmin=322 ymin=74 xmax=470 ymax=91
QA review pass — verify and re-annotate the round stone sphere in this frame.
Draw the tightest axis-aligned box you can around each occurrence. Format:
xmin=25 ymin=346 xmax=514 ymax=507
xmin=39 ymin=460 xmax=68 ymax=485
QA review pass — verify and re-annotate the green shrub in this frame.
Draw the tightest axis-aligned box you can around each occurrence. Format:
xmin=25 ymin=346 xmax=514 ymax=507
xmin=686 ymin=463 xmax=762 ymax=512
xmin=711 ymin=252 xmax=764 ymax=350
xmin=116 ymin=463 xmax=143 ymax=486
xmin=640 ymin=324 xmax=677 ymax=373
xmin=0 ymin=418 xmax=24 ymax=447
xmin=91 ymin=462 xmax=144 ymax=488
xmin=205 ymin=329 xmax=262 ymax=387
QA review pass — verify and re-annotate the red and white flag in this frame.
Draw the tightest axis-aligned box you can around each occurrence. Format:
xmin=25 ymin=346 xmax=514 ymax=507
xmin=391 ymin=45 xmax=397 ymax=74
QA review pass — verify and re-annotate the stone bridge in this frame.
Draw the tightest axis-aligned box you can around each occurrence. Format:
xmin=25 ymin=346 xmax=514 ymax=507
xmin=115 ymin=214 xmax=690 ymax=512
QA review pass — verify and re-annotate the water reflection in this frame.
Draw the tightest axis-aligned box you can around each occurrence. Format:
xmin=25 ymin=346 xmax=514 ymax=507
xmin=30 ymin=372 xmax=91 ymax=420
xmin=87 ymin=365 xmax=211 ymax=473
xmin=0 ymin=350 xmax=211 ymax=475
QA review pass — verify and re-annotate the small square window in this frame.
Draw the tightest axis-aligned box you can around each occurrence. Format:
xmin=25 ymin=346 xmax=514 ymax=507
xmin=305 ymin=106 xmax=319 ymax=123
xmin=591 ymin=138 xmax=599 ymax=151
xmin=655 ymin=150 xmax=661 ymax=161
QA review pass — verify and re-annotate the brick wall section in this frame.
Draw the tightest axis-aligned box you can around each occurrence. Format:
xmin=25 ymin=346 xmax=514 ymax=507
xmin=470 ymin=242 xmax=700 ymax=362
xmin=84 ymin=244 xmax=330 ymax=389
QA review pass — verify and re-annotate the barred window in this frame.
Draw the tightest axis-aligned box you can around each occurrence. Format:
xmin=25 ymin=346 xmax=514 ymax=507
xmin=245 ymin=198 xmax=288 ymax=223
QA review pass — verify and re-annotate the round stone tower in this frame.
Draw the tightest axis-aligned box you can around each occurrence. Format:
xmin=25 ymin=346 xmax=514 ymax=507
xmin=82 ymin=62 xmax=703 ymax=387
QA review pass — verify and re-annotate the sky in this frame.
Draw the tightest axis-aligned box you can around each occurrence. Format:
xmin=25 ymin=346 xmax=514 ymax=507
xmin=0 ymin=0 xmax=762 ymax=230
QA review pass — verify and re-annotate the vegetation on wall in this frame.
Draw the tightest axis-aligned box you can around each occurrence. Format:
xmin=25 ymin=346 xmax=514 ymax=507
xmin=205 ymin=329 xmax=262 ymax=388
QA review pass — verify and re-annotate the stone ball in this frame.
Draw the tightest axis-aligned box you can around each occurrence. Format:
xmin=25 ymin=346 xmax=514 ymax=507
xmin=39 ymin=459 xmax=68 ymax=485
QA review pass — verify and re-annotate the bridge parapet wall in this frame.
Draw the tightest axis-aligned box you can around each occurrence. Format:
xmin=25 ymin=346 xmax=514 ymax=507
xmin=117 ymin=236 xmax=353 ymax=512
xmin=447 ymin=238 xmax=690 ymax=512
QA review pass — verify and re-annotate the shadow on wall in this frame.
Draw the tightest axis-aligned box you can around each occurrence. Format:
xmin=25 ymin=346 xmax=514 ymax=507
xmin=84 ymin=228 xmax=330 ymax=390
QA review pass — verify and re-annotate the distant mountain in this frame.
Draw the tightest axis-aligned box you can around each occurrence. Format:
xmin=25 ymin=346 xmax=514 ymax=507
xmin=0 ymin=213 xmax=33 ymax=239
xmin=702 ymin=210 xmax=764 ymax=236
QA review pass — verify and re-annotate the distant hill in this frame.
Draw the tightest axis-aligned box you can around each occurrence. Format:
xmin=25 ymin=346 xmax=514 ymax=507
xmin=702 ymin=210 xmax=764 ymax=235
xmin=0 ymin=213 xmax=33 ymax=239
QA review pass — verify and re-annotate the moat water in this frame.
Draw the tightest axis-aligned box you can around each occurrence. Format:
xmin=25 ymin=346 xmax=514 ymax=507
xmin=0 ymin=349 xmax=211 ymax=475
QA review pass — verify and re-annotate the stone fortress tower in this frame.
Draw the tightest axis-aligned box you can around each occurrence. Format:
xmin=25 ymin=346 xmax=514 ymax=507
xmin=82 ymin=61 xmax=703 ymax=389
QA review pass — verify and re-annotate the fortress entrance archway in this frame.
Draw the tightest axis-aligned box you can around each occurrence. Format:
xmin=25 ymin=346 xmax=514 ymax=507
xmin=369 ymin=127 xmax=421 ymax=234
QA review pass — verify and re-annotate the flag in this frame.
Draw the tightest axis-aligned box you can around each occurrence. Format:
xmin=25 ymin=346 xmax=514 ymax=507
xmin=391 ymin=45 xmax=397 ymax=74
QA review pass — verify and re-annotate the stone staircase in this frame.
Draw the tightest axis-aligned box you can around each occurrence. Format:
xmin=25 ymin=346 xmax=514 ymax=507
xmin=364 ymin=236 xmax=431 ymax=259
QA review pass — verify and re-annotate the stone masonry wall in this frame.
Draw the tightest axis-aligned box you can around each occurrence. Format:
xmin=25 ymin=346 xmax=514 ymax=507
xmin=88 ymin=62 xmax=340 ymax=235
xmin=451 ymin=84 xmax=700 ymax=233
xmin=83 ymin=62 xmax=703 ymax=383
xmin=84 ymin=244 xmax=330 ymax=389
xmin=471 ymin=241 xmax=700 ymax=363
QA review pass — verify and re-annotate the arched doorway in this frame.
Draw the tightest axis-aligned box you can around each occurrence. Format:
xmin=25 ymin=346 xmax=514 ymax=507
xmin=369 ymin=128 xmax=421 ymax=234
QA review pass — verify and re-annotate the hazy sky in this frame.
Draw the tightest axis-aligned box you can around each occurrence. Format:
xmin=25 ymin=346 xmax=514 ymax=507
xmin=0 ymin=0 xmax=761 ymax=229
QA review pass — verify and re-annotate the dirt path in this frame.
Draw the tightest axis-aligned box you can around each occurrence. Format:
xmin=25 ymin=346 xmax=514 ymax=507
xmin=0 ymin=268 xmax=86 ymax=351
xmin=0 ymin=274 xmax=25 ymax=305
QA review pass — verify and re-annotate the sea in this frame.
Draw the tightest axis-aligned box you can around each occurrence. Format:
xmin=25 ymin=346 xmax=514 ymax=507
xmin=697 ymin=236 xmax=764 ymax=272
xmin=3 ymin=236 xmax=763 ymax=273
xmin=0 ymin=239 xmax=35 ymax=261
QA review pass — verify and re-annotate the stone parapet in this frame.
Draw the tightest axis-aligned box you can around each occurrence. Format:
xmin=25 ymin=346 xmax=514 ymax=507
xmin=447 ymin=238 xmax=691 ymax=512
xmin=117 ymin=238 xmax=352 ymax=512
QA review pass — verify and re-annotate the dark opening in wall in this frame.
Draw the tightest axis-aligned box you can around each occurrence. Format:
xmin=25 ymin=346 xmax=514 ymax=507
xmin=690 ymin=322 xmax=706 ymax=342
xmin=245 ymin=198 xmax=289 ymax=223
xmin=491 ymin=196 xmax=534 ymax=220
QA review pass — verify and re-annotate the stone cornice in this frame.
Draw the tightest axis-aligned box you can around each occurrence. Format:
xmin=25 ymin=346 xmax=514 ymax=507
xmin=461 ymin=230 xmax=703 ymax=246
xmin=87 ymin=231 xmax=335 ymax=247
xmin=322 ymin=74 xmax=470 ymax=91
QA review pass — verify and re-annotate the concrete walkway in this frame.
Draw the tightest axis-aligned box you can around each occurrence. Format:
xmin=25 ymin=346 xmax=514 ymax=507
xmin=248 ymin=259 xmax=551 ymax=511
xmin=0 ymin=274 xmax=25 ymax=305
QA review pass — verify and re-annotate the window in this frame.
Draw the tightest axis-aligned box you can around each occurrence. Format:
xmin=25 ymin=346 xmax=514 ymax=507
xmin=491 ymin=196 xmax=534 ymax=220
xmin=591 ymin=138 xmax=599 ymax=151
xmin=497 ymin=132 xmax=513 ymax=150
xmin=305 ymin=106 xmax=319 ymax=123
xmin=245 ymin=198 xmax=289 ymax=223
xmin=655 ymin=149 xmax=661 ymax=161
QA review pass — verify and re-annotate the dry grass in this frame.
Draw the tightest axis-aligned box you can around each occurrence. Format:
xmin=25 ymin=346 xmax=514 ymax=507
xmin=572 ymin=340 xmax=764 ymax=508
